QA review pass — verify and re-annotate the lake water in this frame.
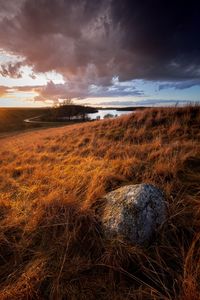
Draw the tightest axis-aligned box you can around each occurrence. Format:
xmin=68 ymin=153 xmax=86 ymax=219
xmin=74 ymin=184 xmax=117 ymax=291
xmin=88 ymin=109 xmax=133 ymax=120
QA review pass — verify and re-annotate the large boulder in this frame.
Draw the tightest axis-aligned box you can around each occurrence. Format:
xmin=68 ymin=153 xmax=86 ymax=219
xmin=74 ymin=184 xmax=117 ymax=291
xmin=102 ymin=184 xmax=166 ymax=245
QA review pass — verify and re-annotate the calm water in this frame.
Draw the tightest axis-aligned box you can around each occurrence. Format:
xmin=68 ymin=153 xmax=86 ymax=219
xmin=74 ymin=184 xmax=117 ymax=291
xmin=88 ymin=109 xmax=133 ymax=120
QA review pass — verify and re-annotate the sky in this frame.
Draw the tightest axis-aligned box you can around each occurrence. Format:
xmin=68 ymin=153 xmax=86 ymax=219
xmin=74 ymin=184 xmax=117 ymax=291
xmin=0 ymin=0 xmax=200 ymax=107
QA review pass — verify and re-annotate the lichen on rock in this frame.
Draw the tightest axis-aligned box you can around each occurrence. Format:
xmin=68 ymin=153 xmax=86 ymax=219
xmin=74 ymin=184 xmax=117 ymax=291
xmin=102 ymin=184 xmax=166 ymax=245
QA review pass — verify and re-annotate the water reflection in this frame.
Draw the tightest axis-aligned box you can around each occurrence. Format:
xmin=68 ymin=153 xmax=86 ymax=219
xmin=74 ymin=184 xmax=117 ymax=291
xmin=88 ymin=109 xmax=133 ymax=120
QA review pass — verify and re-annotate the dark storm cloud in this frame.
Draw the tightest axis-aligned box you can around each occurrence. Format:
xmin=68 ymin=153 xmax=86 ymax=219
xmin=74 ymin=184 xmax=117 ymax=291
xmin=0 ymin=0 xmax=113 ymax=83
xmin=109 ymin=0 xmax=200 ymax=81
xmin=0 ymin=0 xmax=25 ymax=21
xmin=0 ymin=0 xmax=200 ymax=99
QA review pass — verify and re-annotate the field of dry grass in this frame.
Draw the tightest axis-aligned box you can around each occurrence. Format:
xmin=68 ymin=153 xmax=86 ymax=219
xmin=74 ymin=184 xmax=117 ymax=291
xmin=0 ymin=105 xmax=199 ymax=299
xmin=0 ymin=108 xmax=49 ymax=134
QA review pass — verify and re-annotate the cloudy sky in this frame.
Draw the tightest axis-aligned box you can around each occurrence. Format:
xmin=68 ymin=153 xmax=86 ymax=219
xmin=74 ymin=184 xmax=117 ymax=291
xmin=0 ymin=0 xmax=200 ymax=107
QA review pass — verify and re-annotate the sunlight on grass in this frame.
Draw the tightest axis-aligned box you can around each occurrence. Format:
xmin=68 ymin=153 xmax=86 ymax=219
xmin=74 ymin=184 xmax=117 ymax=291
xmin=0 ymin=105 xmax=199 ymax=299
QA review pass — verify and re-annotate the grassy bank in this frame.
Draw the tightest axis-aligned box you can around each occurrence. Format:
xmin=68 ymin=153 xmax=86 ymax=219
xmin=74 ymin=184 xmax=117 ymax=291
xmin=0 ymin=106 xmax=199 ymax=299
xmin=0 ymin=107 xmax=49 ymax=133
xmin=0 ymin=105 xmax=96 ymax=135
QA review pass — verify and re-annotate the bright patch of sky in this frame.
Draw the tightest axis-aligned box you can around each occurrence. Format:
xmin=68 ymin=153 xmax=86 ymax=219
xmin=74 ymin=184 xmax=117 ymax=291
xmin=0 ymin=51 xmax=65 ymax=87
xmin=0 ymin=98 xmax=47 ymax=107
xmin=0 ymin=90 xmax=49 ymax=107
xmin=0 ymin=49 xmax=21 ymax=63
xmin=0 ymin=66 xmax=65 ymax=87
xmin=156 ymin=84 xmax=200 ymax=101
xmin=80 ymin=80 xmax=200 ymax=107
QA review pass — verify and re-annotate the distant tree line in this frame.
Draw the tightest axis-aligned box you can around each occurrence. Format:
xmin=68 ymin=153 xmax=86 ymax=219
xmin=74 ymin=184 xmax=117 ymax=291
xmin=41 ymin=101 xmax=97 ymax=122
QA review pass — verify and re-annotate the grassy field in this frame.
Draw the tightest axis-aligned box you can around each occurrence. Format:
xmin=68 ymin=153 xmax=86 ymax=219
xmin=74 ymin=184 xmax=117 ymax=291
xmin=0 ymin=106 xmax=199 ymax=299
xmin=0 ymin=107 xmax=49 ymax=134
xmin=0 ymin=106 xmax=96 ymax=136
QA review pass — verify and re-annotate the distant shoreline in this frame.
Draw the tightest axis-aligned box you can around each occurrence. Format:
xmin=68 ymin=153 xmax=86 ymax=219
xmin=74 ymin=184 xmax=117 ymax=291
xmin=96 ymin=106 xmax=149 ymax=111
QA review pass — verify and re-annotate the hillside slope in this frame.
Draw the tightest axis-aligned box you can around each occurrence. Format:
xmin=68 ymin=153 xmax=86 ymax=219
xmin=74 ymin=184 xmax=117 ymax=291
xmin=0 ymin=106 xmax=200 ymax=299
xmin=0 ymin=108 xmax=47 ymax=133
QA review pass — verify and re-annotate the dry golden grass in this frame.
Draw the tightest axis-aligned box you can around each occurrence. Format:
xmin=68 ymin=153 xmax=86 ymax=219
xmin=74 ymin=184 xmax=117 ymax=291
xmin=0 ymin=107 xmax=48 ymax=134
xmin=0 ymin=105 xmax=200 ymax=299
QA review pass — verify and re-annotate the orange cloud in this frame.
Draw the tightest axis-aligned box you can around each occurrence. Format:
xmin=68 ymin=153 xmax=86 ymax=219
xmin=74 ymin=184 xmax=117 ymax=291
xmin=0 ymin=85 xmax=41 ymax=99
xmin=0 ymin=86 xmax=8 ymax=97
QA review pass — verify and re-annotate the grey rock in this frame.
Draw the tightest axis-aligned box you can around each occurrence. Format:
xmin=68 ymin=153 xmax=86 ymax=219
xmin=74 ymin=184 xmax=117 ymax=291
xmin=102 ymin=184 xmax=166 ymax=245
